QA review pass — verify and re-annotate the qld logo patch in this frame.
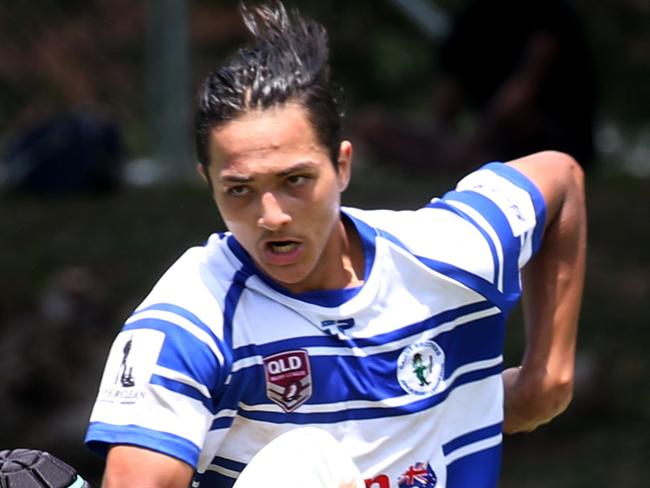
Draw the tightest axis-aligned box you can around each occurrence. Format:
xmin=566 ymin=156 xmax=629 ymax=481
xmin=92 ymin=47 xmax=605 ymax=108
xmin=397 ymin=341 xmax=445 ymax=396
xmin=263 ymin=350 xmax=312 ymax=412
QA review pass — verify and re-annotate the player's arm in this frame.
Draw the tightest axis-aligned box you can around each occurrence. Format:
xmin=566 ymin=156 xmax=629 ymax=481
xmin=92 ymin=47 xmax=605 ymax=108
xmin=102 ymin=445 xmax=194 ymax=488
xmin=502 ymin=150 xmax=587 ymax=434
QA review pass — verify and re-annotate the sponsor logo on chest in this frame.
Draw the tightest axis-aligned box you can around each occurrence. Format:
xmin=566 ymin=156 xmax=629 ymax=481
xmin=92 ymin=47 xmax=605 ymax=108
xmin=263 ymin=349 xmax=312 ymax=412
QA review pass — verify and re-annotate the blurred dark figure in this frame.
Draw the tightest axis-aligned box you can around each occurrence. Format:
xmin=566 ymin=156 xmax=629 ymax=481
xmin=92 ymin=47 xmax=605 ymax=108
xmin=2 ymin=110 xmax=125 ymax=195
xmin=0 ymin=267 xmax=110 ymax=476
xmin=354 ymin=0 xmax=596 ymax=172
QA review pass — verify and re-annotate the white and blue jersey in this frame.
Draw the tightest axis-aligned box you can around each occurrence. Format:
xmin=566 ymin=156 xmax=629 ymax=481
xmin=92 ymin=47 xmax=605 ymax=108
xmin=85 ymin=162 xmax=546 ymax=488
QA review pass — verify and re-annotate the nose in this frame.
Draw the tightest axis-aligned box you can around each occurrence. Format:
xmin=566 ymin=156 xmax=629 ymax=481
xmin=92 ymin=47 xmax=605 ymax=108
xmin=257 ymin=191 xmax=291 ymax=231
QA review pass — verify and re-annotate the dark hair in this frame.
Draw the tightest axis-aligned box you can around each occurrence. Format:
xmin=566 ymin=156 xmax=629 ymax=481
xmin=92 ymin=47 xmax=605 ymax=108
xmin=195 ymin=2 xmax=343 ymax=168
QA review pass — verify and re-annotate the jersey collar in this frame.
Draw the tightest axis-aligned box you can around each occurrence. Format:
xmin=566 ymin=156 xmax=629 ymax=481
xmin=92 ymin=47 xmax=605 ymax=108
xmin=225 ymin=209 xmax=377 ymax=307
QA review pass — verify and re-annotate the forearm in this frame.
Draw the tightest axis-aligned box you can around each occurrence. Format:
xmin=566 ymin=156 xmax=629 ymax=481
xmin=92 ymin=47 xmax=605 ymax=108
xmin=103 ymin=445 xmax=194 ymax=488
xmin=520 ymin=185 xmax=586 ymax=410
xmin=504 ymin=152 xmax=587 ymax=433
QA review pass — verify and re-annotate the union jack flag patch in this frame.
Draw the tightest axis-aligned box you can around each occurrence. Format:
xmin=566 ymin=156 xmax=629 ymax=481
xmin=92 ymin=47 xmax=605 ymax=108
xmin=397 ymin=462 xmax=437 ymax=488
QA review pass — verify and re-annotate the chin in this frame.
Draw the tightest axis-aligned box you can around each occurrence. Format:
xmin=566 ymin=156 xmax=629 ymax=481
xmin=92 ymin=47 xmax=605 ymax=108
xmin=264 ymin=266 xmax=312 ymax=292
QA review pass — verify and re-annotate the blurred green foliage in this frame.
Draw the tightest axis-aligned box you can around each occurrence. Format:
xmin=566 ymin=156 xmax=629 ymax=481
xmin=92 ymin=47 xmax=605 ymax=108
xmin=1 ymin=0 xmax=648 ymax=156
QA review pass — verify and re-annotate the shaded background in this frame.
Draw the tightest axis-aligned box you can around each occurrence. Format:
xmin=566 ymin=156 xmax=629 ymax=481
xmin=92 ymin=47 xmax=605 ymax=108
xmin=1 ymin=0 xmax=648 ymax=486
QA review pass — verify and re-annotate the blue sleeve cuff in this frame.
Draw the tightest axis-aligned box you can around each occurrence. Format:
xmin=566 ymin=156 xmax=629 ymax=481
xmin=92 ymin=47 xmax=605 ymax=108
xmin=85 ymin=421 xmax=200 ymax=468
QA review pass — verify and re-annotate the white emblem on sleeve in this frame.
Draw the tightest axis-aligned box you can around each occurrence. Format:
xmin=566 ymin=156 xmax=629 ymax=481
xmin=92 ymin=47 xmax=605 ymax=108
xmin=96 ymin=329 xmax=165 ymax=405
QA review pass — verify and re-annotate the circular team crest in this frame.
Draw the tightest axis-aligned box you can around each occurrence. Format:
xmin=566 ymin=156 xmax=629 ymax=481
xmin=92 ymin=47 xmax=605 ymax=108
xmin=397 ymin=341 xmax=445 ymax=396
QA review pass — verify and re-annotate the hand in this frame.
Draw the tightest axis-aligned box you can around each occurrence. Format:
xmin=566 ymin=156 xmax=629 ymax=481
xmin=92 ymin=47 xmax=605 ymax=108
xmin=502 ymin=365 xmax=572 ymax=434
xmin=502 ymin=366 xmax=536 ymax=434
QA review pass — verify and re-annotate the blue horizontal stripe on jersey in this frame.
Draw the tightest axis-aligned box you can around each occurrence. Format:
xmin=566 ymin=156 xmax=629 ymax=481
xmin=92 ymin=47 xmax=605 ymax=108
xmin=440 ymin=190 xmax=521 ymax=299
xmin=234 ymin=363 xmax=502 ymax=425
xmin=149 ymin=374 xmax=213 ymax=412
xmin=211 ymin=455 xmax=247 ymax=473
xmin=193 ymin=456 xmax=245 ymax=488
xmin=442 ymin=422 xmax=503 ymax=456
xmin=224 ymin=319 xmax=503 ymax=409
xmin=426 ymin=199 xmax=500 ymax=286
xmin=228 ymin=311 xmax=504 ymax=408
xmin=210 ymin=415 xmax=235 ymax=431
xmin=123 ymin=317 xmax=221 ymax=397
xmin=368 ymin=222 xmax=512 ymax=311
xmin=136 ymin=302 xmax=232 ymax=387
xmin=232 ymin=300 xmax=496 ymax=361
xmin=310 ymin=317 xmax=503 ymax=403
xmin=427 ymin=313 xmax=505 ymax=380
xmin=194 ymin=469 xmax=236 ymax=488
xmin=482 ymin=162 xmax=547 ymax=255
xmin=446 ymin=442 xmax=502 ymax=488
xmin=362 ymin=299 xmax=498 ymax=350
xmin=415 ymin=256 xmax=512 ymax=311
xmin=210 ymin=369 xmax=266 ymax=424
xmin=138 ymin=303 xmax=221 ymax=345
xmin=85 ymin=421 xmax=200 ymax=467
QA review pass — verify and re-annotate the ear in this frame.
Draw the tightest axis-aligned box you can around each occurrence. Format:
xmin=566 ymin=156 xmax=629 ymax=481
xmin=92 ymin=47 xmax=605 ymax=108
xmin=336 ymin=140 xmax=353 ymax=192
xmin=197 ymin=163 xmax=209 ymax=183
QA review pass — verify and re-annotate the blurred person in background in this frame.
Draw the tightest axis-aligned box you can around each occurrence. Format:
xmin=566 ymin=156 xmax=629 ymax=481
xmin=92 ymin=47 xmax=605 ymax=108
xmin=354 ymin=0 xmax=596 ymax=173
xmin=1 ymin=108 xmax=125 ymax=195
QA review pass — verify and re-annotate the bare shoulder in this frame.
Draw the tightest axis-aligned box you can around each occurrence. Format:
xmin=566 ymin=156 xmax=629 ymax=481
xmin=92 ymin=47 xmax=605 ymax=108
xmin=506 ymin=150 xmax=583 ymax=183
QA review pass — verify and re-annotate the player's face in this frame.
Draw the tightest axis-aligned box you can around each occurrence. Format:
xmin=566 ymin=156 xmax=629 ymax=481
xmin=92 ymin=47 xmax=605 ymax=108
xmin=200 ymin=102 xmax=352 ymax=293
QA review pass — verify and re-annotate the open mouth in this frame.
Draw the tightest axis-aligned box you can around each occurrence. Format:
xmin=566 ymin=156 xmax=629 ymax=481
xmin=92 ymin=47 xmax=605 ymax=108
xmin=267 ymin=241 xmax=299 ymax=254
xmin=262 ymin=239 xmax=303 ymax=266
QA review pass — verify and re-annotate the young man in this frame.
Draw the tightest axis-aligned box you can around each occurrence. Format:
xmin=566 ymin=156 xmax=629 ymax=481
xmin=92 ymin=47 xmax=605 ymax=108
xmin=85 ymin=3 xmax=586 ymax=487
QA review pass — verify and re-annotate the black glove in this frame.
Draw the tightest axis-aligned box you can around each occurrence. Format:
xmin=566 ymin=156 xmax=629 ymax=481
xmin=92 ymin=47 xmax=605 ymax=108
xmin=0 ymin=449 xmax=90 ymax=488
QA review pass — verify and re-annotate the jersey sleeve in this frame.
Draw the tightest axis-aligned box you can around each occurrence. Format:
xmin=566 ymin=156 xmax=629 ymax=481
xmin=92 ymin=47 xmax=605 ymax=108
xmin=84 ymin=251 xmax=230 ymax=469
xmin=436 ymin=161 xmax=546 ymax=300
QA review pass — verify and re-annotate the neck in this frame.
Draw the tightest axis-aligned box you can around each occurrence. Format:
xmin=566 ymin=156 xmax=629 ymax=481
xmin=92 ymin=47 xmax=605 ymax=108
xmin=278 ymin=215 xmax=365 ymax=294
xmin=340 ymin=217 xmax=365 ymax=288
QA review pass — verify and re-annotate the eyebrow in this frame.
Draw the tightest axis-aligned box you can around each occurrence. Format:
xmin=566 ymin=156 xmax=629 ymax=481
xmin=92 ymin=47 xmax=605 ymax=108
xmin=219 ymin=161 xmax=318 ymax=183
xmin=220 ymin=174 xmax=253 ymax=184
xmin=278 ymin=161 xmax=318 ymax=176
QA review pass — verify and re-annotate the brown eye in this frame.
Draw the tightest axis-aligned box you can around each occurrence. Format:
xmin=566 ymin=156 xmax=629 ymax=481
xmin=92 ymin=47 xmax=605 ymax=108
xmin=286 ymin=175 xmax=308 ymax=186
xmin=227 ymin=185 xmax=251 ymax=196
